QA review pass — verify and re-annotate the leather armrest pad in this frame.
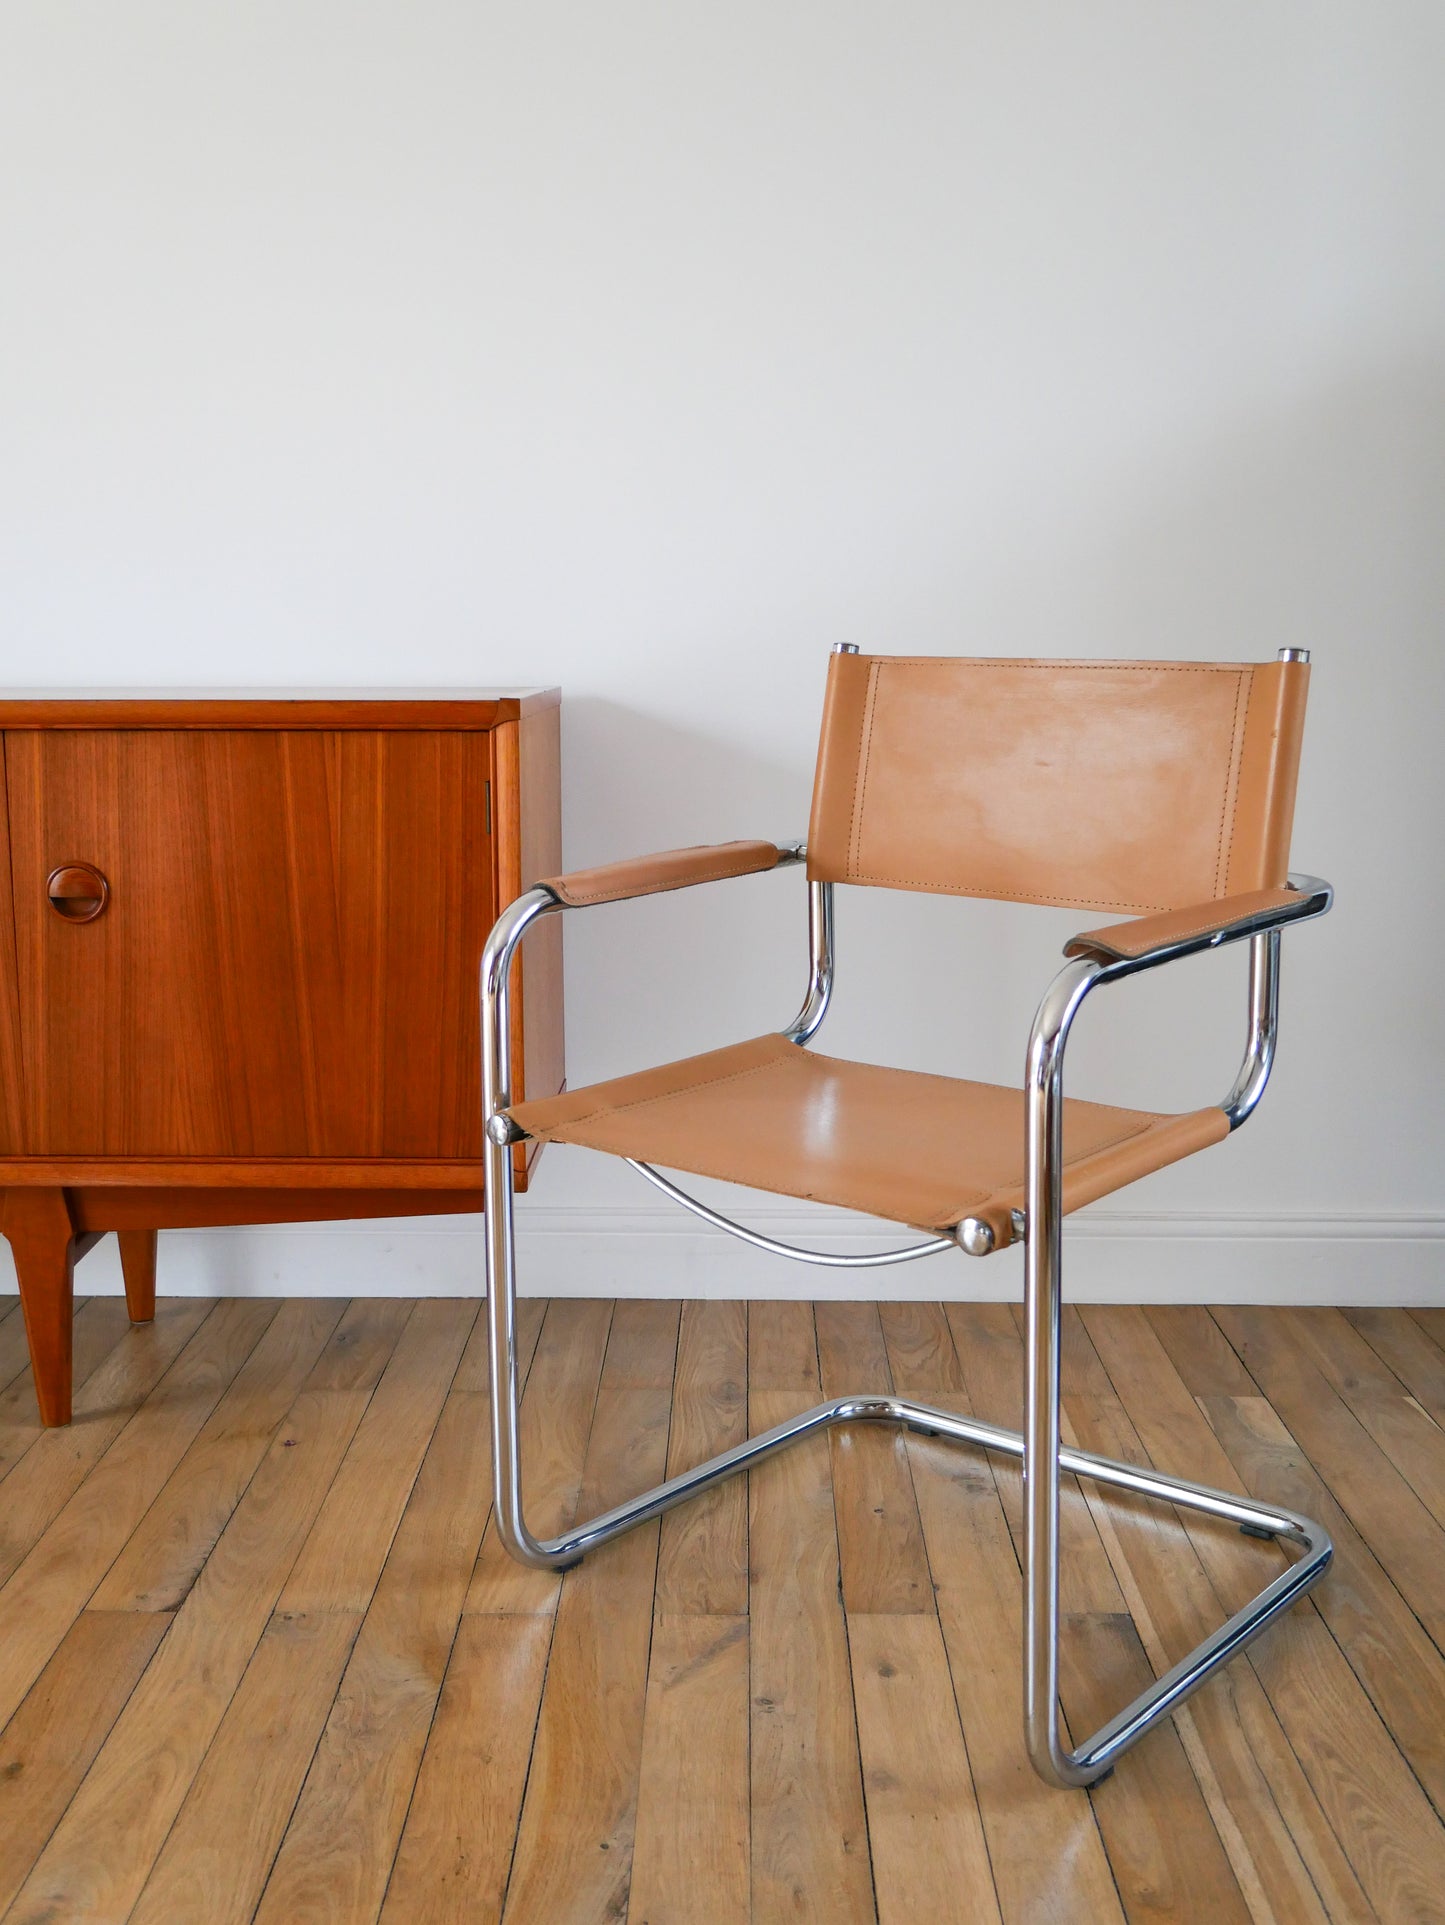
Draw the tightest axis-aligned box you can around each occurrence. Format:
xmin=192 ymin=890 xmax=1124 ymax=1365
xmin=1064 ymin=886 xmax=1304 ymax=962
xmin=541 ymin=840 xmax=784 ymax=907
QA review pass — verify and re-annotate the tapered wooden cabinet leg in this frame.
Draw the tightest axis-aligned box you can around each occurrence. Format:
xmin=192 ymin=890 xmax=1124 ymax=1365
xmin=117 ymin=1229 xmax=158 ymax=1323
xmin=2 ymin=1188 xmax=79 ymax=1427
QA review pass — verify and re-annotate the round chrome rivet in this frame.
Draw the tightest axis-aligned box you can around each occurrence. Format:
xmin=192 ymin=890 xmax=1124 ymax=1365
xmin=956 ymin=1218 xmax=996 ymax=1257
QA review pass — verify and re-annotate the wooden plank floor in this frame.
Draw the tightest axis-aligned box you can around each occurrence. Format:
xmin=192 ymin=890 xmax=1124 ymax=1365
xmin=1 ymin=1294 xmax=1444 ymax=1923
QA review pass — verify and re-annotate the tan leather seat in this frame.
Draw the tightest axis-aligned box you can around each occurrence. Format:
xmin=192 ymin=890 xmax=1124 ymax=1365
xmin=507 ymin=1032 xmax=1228 ymax=1248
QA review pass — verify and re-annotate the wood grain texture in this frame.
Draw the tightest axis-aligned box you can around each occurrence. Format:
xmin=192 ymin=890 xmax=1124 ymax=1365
xmin=748 ymin=1298 xmax=819 ymax=1392
xmin=4 ymin=1301 xmax=403 ymax=1925
xmin=7 ymin=728 xmax=495 ymax=1161
xmin=15 ymin=1163 xmax=496 ymax=1190
xmin=1410 ymin=1305 xmax=1445 ymax=1359
xmin=3 ymin=1297 xmax=1444 ymax=1924
xmin=493 ymin=705 xmax=565 ymax=1187
xmin=1288 ymin=1305 xmax=1445 ymax=1529
xmin=466 ymin=1297 xmax=614 ymax=1616
xmin=0 ymin=693 xmax=557 ymax=730
xmin=1214 ymin=1301 xmax=1445 ymax=1645
xmin=253 ymin=1335 xmax=504 ymax=1924
xmin=276 ymin=1298 xmax=475 ymax=1615
xmin=1 ymin=1189 xmax=77 ymax=1424
xmin=749 ymin=1368 xmax=874 ymax=1925
xmin=0 ymin=1299 xmax=276 ymax=1738
xmin=502 ymin=1301 xmax=680 ymax=1924
xmin=0 ymin=1611 xmax=170 ymax=1916
xmin=881 ymin=1316 xmax=1125 ymax=1925
xmin=1201 ymin=1388 xmax=1445 ymax=1828
xmin=370 ymin=1297 xmax=550 ymax=1923
xmin=848 ymin=1612 xmax=1000 ymax=1925
xmin=0 ymin=742 xmax=27 ymax=1155
xmin=116 ymin=1227 xmax=156 ymax=1321
xmin=815 ymin=1302 xmax=931 ymax=1615
xmin=0 ymin=1299 xmax=32 ymax=1393
xmin=128 ymin=1608 xmax=363 ymax=1925
xmin=628 ymin=1615 xmax=751 ymax=1925
xmin=0 ymin=1296 xmax=131 ymax=1480
xmin=513 ymin=705 xmax=563 ymax=1114
xmin=1247 ymin=1604 xmax=1445 ymax=1923
xmin=88 ymin=1297 xmax=346 ymax=1613
xmin=655 ymin=1299 xmax=749 ymax=1616
xmin=135 ymin=1300 xmax=543 ymax=1925
xmin=1151 ymin=1311 xmax=1445 ymax=1822
xmin=1058 ymin=1387 xmax=1285 ymax=1925
xmin=0 ymin=1298 xmax=214 ymax=1596
xmin=1079 ymin=1306 xmax=1373 ymax=1924
xmin=949 ymin=1301 xmax=1126 ymax=1615
xmin=875 ymin=1299 xmax=965 ymax=1397
xmin=1344 ymin=1304 xmax=1445 ymax=1425
xmin=1058 ymin=1610 xmax=1252 ymax=1925
xmin=0 ymin=694 xmax=562 ymax=1424
xmin=380 ymin=1614 xmax=554 ymax=1925
xmin=1145 ymin=1302 xmax=1258 ymax=1398
xmin=67 ymin=1183 xmax=488 ymax=1227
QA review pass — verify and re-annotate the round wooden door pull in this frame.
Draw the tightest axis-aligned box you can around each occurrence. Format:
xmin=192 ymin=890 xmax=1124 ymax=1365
xmin=46 ymin=863 xmax=109 ymax=922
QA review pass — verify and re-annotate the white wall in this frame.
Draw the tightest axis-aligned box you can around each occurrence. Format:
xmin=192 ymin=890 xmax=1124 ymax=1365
xmin=2 ymin=2 xmax=1442 ymax=1303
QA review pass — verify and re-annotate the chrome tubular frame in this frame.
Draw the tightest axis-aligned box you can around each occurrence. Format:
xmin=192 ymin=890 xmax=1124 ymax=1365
xmin=782 ymin=878 xmax=835 ymax=1045
xmin=480 ymin=864 xmax=1334 ymax=1783
xmin=1222 ymin=929 xmax=1280 ymax=1129
xmin=624 ymin=1155 xmax=955 ymax=1267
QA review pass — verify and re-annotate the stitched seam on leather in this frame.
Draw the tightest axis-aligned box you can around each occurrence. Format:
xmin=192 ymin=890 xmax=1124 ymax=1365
xmin=846 ymin=874 xmax=1175 ymax=912
xmin=963 ymin=1117 xmax=1211 ymax=1234
xmin=956 ymin=1114 xmax=1158 ymax=1203
xmin=1058 ymin=1114 xmax=1166 ymax=1164
xmin=518 ymin=1043 xmax=793 ymax=1129
xmin=840 ymin=660 xmax=1251 ymax=909
xmin=529 ymin=1122 xmax=1188 ymax=1228
xmin=853 ymin=660 xmax=1251 ymax=673
xmin=792 ymin=1177 xmax=993 ymax=1219
xmin=846 ymin=660 xmax=880 ymax=879
xmin=960 ymin=1112 xmax=1207 ymax=1222
xmin=1214 ymin=668 xmax=1251 ymax=896
xmin=556 ymin=851 xmax=774 ymax=904
xmin=537 ymin=1125 xmax=1010 ymax=1224
xmin=1069 ymin=1111 xmax=1218 ymax=1170
xmin=846 ymin=666 xmax=1254 ymax=912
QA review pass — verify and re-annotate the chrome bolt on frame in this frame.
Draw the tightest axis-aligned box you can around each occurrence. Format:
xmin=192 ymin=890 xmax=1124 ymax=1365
xmin=480 ymin=858 xmax=1333 ymax=1785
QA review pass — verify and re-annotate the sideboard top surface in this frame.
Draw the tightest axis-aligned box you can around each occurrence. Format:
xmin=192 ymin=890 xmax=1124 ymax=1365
xmin=0 ymin=688 xmax=560 ymax=729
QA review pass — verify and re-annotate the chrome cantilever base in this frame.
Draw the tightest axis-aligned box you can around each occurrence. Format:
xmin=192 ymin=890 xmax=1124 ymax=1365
xmin=480 ymin=881 xmax=1334 ymax=1789
xmin=483 ymin=1137 xmax=1331 ymax=1789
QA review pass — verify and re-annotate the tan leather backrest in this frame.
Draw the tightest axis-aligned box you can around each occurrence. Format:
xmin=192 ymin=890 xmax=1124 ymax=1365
xmin=807 ymin=653 xmax=1309 ymax=914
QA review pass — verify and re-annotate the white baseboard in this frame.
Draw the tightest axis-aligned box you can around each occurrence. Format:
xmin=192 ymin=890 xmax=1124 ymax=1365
xmin=3 ymin=1207 xmax=1441 ymax=1306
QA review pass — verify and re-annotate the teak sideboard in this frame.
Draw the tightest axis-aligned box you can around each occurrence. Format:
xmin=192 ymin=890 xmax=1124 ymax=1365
xmin=0 ymin=691 xmax=563 ymax=1424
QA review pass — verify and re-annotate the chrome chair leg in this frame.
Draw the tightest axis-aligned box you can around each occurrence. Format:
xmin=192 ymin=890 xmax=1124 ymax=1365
xmin=481 ymin=1117 xmax=1332 ymax=1784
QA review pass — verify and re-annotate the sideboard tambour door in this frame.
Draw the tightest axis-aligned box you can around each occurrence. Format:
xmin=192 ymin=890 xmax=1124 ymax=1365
xmin=5 ymin=727 xmax=495 ymax=1159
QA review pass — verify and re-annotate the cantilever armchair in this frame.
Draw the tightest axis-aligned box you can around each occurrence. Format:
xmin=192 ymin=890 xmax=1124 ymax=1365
xmin=480 ymin=646 xmax=1333 ymax=1789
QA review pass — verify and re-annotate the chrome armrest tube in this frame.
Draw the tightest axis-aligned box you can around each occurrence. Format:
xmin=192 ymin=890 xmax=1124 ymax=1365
xmin=782 ymin=878 xmax=835 ymax=1046
xmin=481 ymin=842 xmax=812 ymax=1137
xmin=1084 ymin=872 xmax=1330 ymax=1133
xmin=1220 ymin=928 xmax=1280 ymax=1130
xmin=1087 ymin=873 xmax=1332 ymax=981
xmin=480 ymin=884 xmax=560 ymax=1125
